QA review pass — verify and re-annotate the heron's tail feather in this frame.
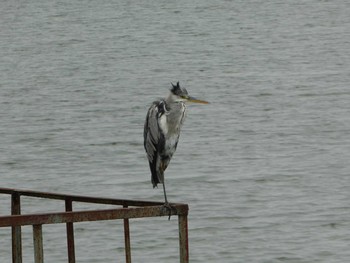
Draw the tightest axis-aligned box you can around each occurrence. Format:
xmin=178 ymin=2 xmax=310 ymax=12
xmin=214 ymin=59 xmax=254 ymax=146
xmin=149 ymin=162 xmax=160 ymax=188
xmin=150 ymin=159 xmax=166 ymax=188
xmin=151 ymin=170 xmax=164 ymax=188
xmin=151 ymin=172 xmax=163 ymax=188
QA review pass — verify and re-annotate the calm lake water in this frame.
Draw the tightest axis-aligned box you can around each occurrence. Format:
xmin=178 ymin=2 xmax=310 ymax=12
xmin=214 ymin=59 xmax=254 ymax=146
xmin=1 ymin=0 xmax=350 ymax=262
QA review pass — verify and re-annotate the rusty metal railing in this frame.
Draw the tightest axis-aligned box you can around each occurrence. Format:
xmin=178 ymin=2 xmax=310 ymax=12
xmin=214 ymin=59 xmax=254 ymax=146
xmin=0 ymin=187 xmax=189 ymax=263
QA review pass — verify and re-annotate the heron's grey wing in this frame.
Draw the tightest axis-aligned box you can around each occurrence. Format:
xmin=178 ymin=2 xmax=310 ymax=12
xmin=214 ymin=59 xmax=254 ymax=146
xmin=144 ymin=101 xmax=161 ymax=162
xmin=144 ymin=100 xmax=166 ymax=186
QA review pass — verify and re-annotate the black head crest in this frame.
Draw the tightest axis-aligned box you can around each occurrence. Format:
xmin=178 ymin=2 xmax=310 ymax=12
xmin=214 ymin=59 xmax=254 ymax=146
xmin=170 ymin=82 xmax=188 ymax=96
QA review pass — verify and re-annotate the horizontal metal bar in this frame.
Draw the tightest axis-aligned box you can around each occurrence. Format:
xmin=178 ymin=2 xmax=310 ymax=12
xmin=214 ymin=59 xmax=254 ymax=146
xmin=0 ymin=205 xmax=188 ymax=228
xmin=0 ymin=187 xmax=176 ymax=207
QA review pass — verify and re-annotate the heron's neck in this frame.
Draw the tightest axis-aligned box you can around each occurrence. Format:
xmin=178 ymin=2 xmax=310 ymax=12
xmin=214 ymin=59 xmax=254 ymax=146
xmin=165 ymin=99 xmax=184 ymax=113
xmin=163 ymin=96 xmax=186 ymax=135
xmin=165 ymin=93 xmax=178 ymax=104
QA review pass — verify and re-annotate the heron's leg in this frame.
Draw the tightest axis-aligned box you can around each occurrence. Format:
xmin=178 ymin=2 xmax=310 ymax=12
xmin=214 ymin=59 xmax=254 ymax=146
xmin=162 ymin=181 xmax=168 ymax=204
xmin=160 ymin=162 xmax=173 ymax=219
xmin=162 ymin=181 xmax=173 ymax=220
xmin=159 ymin=162 xmax=169 ymax=205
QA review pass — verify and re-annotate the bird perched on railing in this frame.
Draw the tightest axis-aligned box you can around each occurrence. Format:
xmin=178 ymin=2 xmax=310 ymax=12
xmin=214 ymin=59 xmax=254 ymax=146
xmin=144 ymin=82 xmax=209 ymax=207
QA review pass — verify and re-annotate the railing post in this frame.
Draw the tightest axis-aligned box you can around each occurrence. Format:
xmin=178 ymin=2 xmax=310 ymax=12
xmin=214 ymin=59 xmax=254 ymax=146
xmin=11 ymin=192 xmax=22 ymax=263
xmin=178 ymin=214 xmax=189 ymax=263
xmin=33 ymin=224 xmax=44 ymax=263
xmin=123 ymin=205 xmax=131 ymax=263
xmin=65 ymin=199 xmax=76 ymax=263
xmin=1 ymin=188 xmax=190 ymax=263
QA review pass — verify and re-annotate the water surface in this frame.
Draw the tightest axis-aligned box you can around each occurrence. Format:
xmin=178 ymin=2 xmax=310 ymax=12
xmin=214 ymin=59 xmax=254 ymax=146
xmin=1 ymin=1 xmax=350 ymax=262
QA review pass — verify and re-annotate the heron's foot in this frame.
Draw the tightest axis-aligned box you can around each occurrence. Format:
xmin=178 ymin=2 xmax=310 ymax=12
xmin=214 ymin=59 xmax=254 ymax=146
xmin=162 ymin=202 xmax=177 ymax=220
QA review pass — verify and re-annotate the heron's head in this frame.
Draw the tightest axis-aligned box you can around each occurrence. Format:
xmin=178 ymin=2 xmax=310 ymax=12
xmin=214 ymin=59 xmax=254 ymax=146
xmin=169 ymin=82 xmax=209 ymax=104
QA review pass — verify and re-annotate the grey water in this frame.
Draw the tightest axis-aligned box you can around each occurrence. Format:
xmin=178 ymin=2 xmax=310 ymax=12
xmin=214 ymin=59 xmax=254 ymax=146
xmin=1 ymin=0 xmax=350 ymax=262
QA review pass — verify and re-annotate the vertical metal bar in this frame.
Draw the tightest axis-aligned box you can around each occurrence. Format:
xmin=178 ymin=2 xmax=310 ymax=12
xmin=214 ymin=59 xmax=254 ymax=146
xmin=11 ymin=192 xmax=22 ymax=263
xmin=123 ymin=205 xmax=131 ymax=263
xmin=33 ymin=224 xmax=44 ymax=263
xmin=65 ymin=199 xmax=76 ymax=263
xmin=178 ymin=215 xmax=189 ymax=263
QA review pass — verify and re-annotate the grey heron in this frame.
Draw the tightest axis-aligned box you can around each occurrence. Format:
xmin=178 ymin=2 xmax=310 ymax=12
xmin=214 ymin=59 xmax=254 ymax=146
xmin=143 ymin=82 xmax=209 ymax=206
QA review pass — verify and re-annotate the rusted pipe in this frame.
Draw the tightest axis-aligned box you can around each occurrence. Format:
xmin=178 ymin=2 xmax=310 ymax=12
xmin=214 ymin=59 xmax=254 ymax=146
xmin=178 ymin=214 xmax=189 ymax=263
xmin=0 ymin=205 xmax=188 ymax=227
xmin=33 ymin=224 xmax=44 ymax=263
xmin=11 ymin=193 xmax=22 ymax=263
xmin=1 ymin=188 xmax=190 ymax=263
xmin=123 ymin=205 xmax=131 ymax=263
xmin=0 ymin=187 xmax=167 ymax=207
xmin=65 ymin=199 xmax=76 ymax=263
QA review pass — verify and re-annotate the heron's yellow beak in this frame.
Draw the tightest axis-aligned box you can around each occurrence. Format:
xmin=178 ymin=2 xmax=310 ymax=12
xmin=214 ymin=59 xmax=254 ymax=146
xmin=187 ymin=96 xmax=209 ymax=104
